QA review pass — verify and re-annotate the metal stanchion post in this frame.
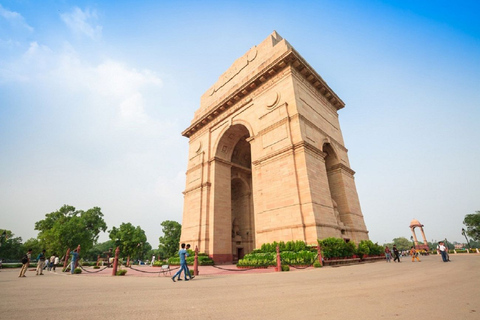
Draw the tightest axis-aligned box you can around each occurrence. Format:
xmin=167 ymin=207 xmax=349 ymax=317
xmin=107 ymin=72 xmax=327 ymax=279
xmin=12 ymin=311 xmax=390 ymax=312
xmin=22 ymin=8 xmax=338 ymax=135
xmin=317 ymin=244 xmax=323 ymax=266
xmin=63 ymin=248 xmax=70 ymax=271
xmin=112 ymin=247 xmax=120 ymax=276
xmin=276 ymin=245 xmax=281 ymax=272
xmin=193 ymin=246 xmax=199 ymax=276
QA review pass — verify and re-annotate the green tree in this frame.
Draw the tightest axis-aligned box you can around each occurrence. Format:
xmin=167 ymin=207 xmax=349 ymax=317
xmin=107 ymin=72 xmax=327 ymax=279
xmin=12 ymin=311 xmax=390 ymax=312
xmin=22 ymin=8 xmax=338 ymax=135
xmin=469 ymin=239 xmax=480 ymax=248
xmin=463 ymin=211 xmax=480 ymax=241
xmin=158 ymin=220 xmax=181 ymax=258
xmin=0 ymin=230 xmax=24 ymax=261
xmin=85 ymin=240 xmax=116 ymax=261
xmin=109 ymin=223 xmax=147 ymax=265
xmin=140 ymin=242 xmax=152 ymax=261
xmin=392 ymin=237 xmax=411 ymax=251
xmin=23 ymin=238 xmax=42 ymax=259
xmin=34 ymin=205 xmax=107 ymax=257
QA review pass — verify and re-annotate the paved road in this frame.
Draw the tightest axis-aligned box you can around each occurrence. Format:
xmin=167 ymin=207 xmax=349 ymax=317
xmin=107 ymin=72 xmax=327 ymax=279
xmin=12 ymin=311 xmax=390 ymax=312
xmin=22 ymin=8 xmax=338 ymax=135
xmin=1 ymin=255 xmax=478 ymax=319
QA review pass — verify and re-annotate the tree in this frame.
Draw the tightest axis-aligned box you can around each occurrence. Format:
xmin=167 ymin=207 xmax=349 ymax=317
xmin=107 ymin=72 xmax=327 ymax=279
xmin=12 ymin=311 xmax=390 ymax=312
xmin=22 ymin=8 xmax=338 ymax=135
xmin=0 ymin=230 xmax=24 ymax=261
xmin=392 ymin=237 xmax=411 ymax=251
xmin=140 ymin=242 xmax=152 ymax=261
xmin=463 ymin=211 xmax=480 ymax=241
xmin=23 ymin=238 xmax=42 ymax=259
xmin=158 ymin=220 xmax=181 ymax=258
xmin=35 ymin=205 xmax=107 ymax=257
xmin=109 ymin=223 xmax=147 ymax=265
xmin=85 ymin=240 xmax=116 ymax=261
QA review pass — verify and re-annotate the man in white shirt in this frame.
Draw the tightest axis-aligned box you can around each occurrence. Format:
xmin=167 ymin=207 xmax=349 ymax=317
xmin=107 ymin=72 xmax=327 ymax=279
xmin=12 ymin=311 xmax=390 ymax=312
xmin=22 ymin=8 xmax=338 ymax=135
xmin=437 ymin=242 xmax=448 ymax=262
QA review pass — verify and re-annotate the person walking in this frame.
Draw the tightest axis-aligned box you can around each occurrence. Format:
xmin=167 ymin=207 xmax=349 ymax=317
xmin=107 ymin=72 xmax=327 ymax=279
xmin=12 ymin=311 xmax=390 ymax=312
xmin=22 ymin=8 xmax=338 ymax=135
xmin=70 ymin=249 xmax=79 ymax=274
xmin=36 ymin=250 xmax=46 ymax=275
xmin=48 ymin=254 xmax=56 ymax=271
xmin=171 ymin=243 xmax=190 ymax=282
xmin=53 ymin=255 xmax=59 ymax=272
xmin=385 ymin=246 xmax=392 ymax=262
xmin=183 ymin=244 xmax=194 ymax=279
xmin=393 ymin=245 xmax=401 ymax=262
xmin=410 ymin=246 xmax=421 ymax=262
xmin=18 ymin=249 xmax=32 ymax=277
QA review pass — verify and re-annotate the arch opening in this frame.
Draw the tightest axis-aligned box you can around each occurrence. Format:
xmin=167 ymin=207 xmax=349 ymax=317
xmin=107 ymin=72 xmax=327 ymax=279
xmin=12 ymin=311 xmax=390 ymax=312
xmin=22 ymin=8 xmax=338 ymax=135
xmin=323 ymin=143 xmax=347 ymax=230
xmin=215 ymin=124 xmax=255 ymax=262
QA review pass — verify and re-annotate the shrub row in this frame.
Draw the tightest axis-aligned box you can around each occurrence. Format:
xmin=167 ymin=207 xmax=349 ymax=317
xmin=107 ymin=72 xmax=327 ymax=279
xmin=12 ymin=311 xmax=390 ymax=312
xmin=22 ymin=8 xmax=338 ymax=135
xmin=237 ymin=238 xmax=385 ymax=268
xmin=237 ymin=249 xmax=316 ymax=268
xmin=319 ymin=238 xmax=384 ymax=259
xmin=167 ymin=255 xmax=214 ymax=266
xmin=258 ymin=240 xmax=313 ymax=253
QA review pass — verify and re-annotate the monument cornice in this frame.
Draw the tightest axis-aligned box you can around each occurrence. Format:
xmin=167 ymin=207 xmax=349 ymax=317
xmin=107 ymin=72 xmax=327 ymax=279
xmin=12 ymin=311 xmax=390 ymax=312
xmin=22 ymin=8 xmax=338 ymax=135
xmin=327 ymin=163 xmax=356 ymax=176
xmin=293 ymin=140 xmax=328 ymax=159
xmin=209 ymin=156 xmax=252 ymax=173
xmin=297 ymin=113 xmax=348 ymax=153
xmin=183 ymin=182 xmax=211 ymax=195
xmin=182 ymin=49 xmax=345 ymax=138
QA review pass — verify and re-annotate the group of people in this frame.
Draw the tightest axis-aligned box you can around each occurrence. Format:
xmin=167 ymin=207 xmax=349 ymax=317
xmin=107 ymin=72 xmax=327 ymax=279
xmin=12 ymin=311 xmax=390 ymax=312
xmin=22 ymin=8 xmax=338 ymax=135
xmin=384 ymin=241 xmax=451 ymax=263
xmin=34 ymin=250 xmax=61 ymax=274
xmin=18 ymin=248 xmax=78 ymax=278
xmin=384 ymin=245 xmax=402 ymax=262
xmin=171 ymin=243 xmax=194 ymax=282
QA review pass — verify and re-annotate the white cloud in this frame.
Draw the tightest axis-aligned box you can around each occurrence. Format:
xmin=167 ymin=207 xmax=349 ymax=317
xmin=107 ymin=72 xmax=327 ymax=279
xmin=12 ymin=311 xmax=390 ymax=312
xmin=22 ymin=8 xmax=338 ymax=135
xmin=5 ymin=41 xmax=163 ymax=128
xmin=0 ymin=37 xmax=181 ymax=247
xmin=60 ymin=7 xmax=102 ymax=40
xmin=0 ymin=4 xmax=34 ymax=32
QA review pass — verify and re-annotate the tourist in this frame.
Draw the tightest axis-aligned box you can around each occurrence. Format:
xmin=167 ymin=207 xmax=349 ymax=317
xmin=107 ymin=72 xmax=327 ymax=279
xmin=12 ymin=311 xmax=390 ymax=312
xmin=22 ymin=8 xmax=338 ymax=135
xmin=36 ymin=249 xmax=46 ymax=275
xmin=175 ymin=244 xmax=195 ymax=280
xmin=48 ymin=254 xmax=56 ymax=271
xmin=150 ymin=255 xmax=155 ymax=267
xmin=437 ymin=241 xmax=449 ymax=262
xmin=18 ymin=249 xmax=32 ymax=277
xmin=384 ymin=246 xmax=392 ymax=262
xmin=393 ymin=245 xmax=401 ymax=262
xmin=70 ymin=249 xmax=79 ymax=274
xmin=171 ymin=243 xmax=189 ymax=282
xmin=54 ymin=254 xmax=59 ymax=272
xmin=410 ymin=247 xmax=421 ymax=262
xmin=184 ymin=244 xmax=194 ymax=279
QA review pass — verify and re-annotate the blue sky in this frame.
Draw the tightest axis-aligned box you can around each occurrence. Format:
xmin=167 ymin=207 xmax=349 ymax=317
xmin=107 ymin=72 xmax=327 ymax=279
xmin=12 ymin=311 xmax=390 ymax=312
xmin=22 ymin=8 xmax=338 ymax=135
xmin=1 ymin=1 xmax=479 ymax=248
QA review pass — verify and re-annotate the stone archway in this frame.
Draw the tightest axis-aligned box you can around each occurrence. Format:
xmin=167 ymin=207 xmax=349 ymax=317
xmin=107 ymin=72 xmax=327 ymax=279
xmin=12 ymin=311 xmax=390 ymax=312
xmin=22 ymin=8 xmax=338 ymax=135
xmin=212 ymin=124 xmax=255 ymax=262
xmin=231 ymin=177 xmax=255 ymax=261
xmin=180 ymin=32 xmax=370 ymax=263
xmin=323 ymin=143 xmax=348 ymax=235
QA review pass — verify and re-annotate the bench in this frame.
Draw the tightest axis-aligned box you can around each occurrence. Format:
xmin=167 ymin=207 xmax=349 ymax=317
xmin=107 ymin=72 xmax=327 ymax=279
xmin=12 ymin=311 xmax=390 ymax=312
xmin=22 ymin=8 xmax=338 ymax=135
xmin=158 ymin=265 xmax=171 ymax=277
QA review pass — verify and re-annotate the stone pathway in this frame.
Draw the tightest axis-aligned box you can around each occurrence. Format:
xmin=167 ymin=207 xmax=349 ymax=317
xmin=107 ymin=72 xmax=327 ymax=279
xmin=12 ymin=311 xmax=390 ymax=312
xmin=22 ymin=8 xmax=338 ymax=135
xmin=1 ymin=255 xmax=479 ymax=319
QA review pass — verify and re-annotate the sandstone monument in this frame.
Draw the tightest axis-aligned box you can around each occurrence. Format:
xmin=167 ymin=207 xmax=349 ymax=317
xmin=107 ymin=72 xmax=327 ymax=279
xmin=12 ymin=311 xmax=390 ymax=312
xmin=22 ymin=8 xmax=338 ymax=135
xmin=409 ymin=219 xmax=429 ymax=251
xmin=180 ymin=31 xmax=369 ymax=263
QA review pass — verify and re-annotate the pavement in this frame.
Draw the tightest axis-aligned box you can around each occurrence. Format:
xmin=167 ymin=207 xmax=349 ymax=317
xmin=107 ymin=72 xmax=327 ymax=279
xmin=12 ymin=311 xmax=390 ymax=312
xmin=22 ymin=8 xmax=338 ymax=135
xmin=1 ymin=254 xmax=479 ymax=319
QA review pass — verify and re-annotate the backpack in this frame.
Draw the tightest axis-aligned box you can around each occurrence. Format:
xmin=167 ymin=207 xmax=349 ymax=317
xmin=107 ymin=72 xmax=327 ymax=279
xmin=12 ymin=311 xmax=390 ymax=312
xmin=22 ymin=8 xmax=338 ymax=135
xmin=21 ymin=255 xmax=28 ymax=264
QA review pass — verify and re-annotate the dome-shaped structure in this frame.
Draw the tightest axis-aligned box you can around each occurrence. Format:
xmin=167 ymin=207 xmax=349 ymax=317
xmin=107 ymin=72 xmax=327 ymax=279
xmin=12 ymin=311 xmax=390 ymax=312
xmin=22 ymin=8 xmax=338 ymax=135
xmin=409 ymin=219 xmax=423 ymax=228
xmin=409 ymin=219 xmax=429 ymax=251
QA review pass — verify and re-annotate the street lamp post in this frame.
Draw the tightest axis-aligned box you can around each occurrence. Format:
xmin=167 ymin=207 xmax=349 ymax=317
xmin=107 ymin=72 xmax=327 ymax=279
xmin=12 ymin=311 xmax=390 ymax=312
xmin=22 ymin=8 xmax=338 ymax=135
xmin=462 ymin=228 xmax=471 ymax=249
xmin=410 ymin=236 xmax=415 ymax=248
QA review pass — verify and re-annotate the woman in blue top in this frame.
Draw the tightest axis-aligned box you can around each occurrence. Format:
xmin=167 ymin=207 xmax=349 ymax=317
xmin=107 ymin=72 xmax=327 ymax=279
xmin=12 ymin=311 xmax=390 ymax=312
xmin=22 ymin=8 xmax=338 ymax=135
xmin=70 ymin=249 xmax=79 ymax=274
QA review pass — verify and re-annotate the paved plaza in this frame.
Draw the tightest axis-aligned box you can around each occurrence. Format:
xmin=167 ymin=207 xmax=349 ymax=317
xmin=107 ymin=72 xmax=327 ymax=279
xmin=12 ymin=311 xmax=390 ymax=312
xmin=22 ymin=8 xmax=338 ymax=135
xmin=1 ymin=255 xmax=479 ymax=319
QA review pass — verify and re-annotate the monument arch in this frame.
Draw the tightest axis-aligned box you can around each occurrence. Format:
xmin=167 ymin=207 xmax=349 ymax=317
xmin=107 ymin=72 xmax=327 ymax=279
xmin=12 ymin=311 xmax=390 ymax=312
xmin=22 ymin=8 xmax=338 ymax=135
xmin=180 ymin=31 xmax=369 ymax=263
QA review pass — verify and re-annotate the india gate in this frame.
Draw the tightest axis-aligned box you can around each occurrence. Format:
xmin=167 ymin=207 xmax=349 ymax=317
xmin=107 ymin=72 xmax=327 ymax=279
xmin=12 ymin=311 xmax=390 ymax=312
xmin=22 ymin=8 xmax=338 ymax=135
xmin=180 ymin=32 xmax=369 ymax=263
